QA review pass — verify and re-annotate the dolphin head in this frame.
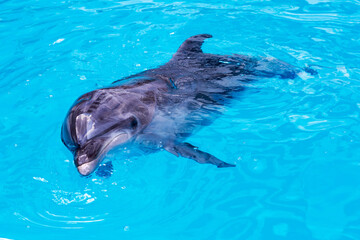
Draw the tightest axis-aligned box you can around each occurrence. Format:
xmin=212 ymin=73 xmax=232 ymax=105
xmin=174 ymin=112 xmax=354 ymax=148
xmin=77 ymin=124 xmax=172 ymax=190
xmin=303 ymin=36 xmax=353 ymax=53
xmin=61 ymin=89 xmax=152 ymax=176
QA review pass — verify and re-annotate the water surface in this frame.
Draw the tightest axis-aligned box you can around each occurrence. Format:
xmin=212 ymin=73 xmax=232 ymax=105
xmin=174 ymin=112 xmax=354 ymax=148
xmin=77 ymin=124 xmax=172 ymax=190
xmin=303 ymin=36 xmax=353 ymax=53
xmin=1 ymin=0 xmax=360 ymax=239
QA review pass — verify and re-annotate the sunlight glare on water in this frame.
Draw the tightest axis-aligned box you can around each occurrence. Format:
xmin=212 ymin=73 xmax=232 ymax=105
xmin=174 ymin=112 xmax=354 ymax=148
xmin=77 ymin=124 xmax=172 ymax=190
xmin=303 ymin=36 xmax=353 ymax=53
xmin=0 ymin=0 xmax=360 ymax=239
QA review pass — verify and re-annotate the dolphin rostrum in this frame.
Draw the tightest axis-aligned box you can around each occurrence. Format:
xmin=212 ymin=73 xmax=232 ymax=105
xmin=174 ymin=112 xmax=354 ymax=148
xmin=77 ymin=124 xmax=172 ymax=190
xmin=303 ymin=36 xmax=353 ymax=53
xmin=61 ymin=34 xmax=312 ymax=176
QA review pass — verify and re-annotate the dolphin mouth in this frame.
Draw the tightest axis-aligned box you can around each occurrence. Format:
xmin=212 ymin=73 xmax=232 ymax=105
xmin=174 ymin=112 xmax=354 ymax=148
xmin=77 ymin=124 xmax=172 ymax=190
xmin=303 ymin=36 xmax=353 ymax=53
xmin=76 ymin=132 xmax=130 ymax=176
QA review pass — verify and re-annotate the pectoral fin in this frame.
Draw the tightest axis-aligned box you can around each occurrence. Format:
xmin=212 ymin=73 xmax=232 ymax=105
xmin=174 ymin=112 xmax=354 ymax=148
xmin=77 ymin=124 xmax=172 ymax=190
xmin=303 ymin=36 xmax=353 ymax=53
xmin=165 ymin=142 xmax=235 ymax=168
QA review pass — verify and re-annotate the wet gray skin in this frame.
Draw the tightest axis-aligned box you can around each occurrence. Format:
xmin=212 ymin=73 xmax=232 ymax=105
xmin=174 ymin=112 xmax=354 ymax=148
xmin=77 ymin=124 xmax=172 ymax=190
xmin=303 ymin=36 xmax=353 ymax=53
xmin=62 ymin=34 xmax=311 ymax=176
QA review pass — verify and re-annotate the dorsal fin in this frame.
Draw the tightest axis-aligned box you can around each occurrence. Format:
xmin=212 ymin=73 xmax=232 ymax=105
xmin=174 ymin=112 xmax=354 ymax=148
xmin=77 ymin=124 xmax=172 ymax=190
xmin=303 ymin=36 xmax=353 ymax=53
xmin=175 ymin=34 xmax=212 ymax=55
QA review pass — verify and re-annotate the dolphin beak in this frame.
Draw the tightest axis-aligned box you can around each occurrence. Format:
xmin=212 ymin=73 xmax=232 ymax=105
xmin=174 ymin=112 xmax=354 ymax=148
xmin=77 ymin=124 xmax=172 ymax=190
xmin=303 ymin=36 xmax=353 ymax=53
xmin=75 ymin=153 xmax=101 ymax=176
xmin=74 ymin=132 xmax=131 ymax=176
xmin=77 ymin=161 xmax=97 ymax=176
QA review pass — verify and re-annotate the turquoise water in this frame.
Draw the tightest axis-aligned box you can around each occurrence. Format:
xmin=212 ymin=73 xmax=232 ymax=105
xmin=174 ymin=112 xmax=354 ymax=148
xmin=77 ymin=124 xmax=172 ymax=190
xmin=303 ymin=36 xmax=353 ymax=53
xmin=1 ymin=0 xmax=360 ymax=239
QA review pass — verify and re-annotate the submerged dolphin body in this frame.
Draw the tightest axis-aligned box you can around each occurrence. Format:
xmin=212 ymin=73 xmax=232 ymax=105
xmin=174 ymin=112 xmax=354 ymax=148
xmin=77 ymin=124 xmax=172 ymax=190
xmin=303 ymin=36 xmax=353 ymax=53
xmin=62 ymin=34 xmax=307 ymax=176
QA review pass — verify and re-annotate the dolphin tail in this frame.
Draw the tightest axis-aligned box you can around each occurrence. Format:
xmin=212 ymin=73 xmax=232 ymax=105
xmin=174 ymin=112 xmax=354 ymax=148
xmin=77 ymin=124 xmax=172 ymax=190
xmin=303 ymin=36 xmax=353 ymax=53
xmin=165 ymin=142 xmax=235 ymax=168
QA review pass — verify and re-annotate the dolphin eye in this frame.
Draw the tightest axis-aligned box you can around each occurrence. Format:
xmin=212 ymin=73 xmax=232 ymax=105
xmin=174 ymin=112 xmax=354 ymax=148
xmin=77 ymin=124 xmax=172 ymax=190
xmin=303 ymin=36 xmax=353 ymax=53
xmin=130 ymin=117 xmax=138 ymax=129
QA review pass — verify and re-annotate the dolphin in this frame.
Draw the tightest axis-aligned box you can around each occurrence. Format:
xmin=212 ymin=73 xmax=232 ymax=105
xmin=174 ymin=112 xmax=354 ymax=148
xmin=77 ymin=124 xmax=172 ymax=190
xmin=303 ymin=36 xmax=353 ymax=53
xmin=61 ymin=34 xmax=311 ymax=176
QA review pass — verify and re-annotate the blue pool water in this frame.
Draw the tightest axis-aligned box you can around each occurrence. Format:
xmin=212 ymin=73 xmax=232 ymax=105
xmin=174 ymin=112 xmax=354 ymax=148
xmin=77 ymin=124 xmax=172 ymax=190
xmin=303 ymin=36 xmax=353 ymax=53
xmin=1 ymin=0 xmax=360 ymax=239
